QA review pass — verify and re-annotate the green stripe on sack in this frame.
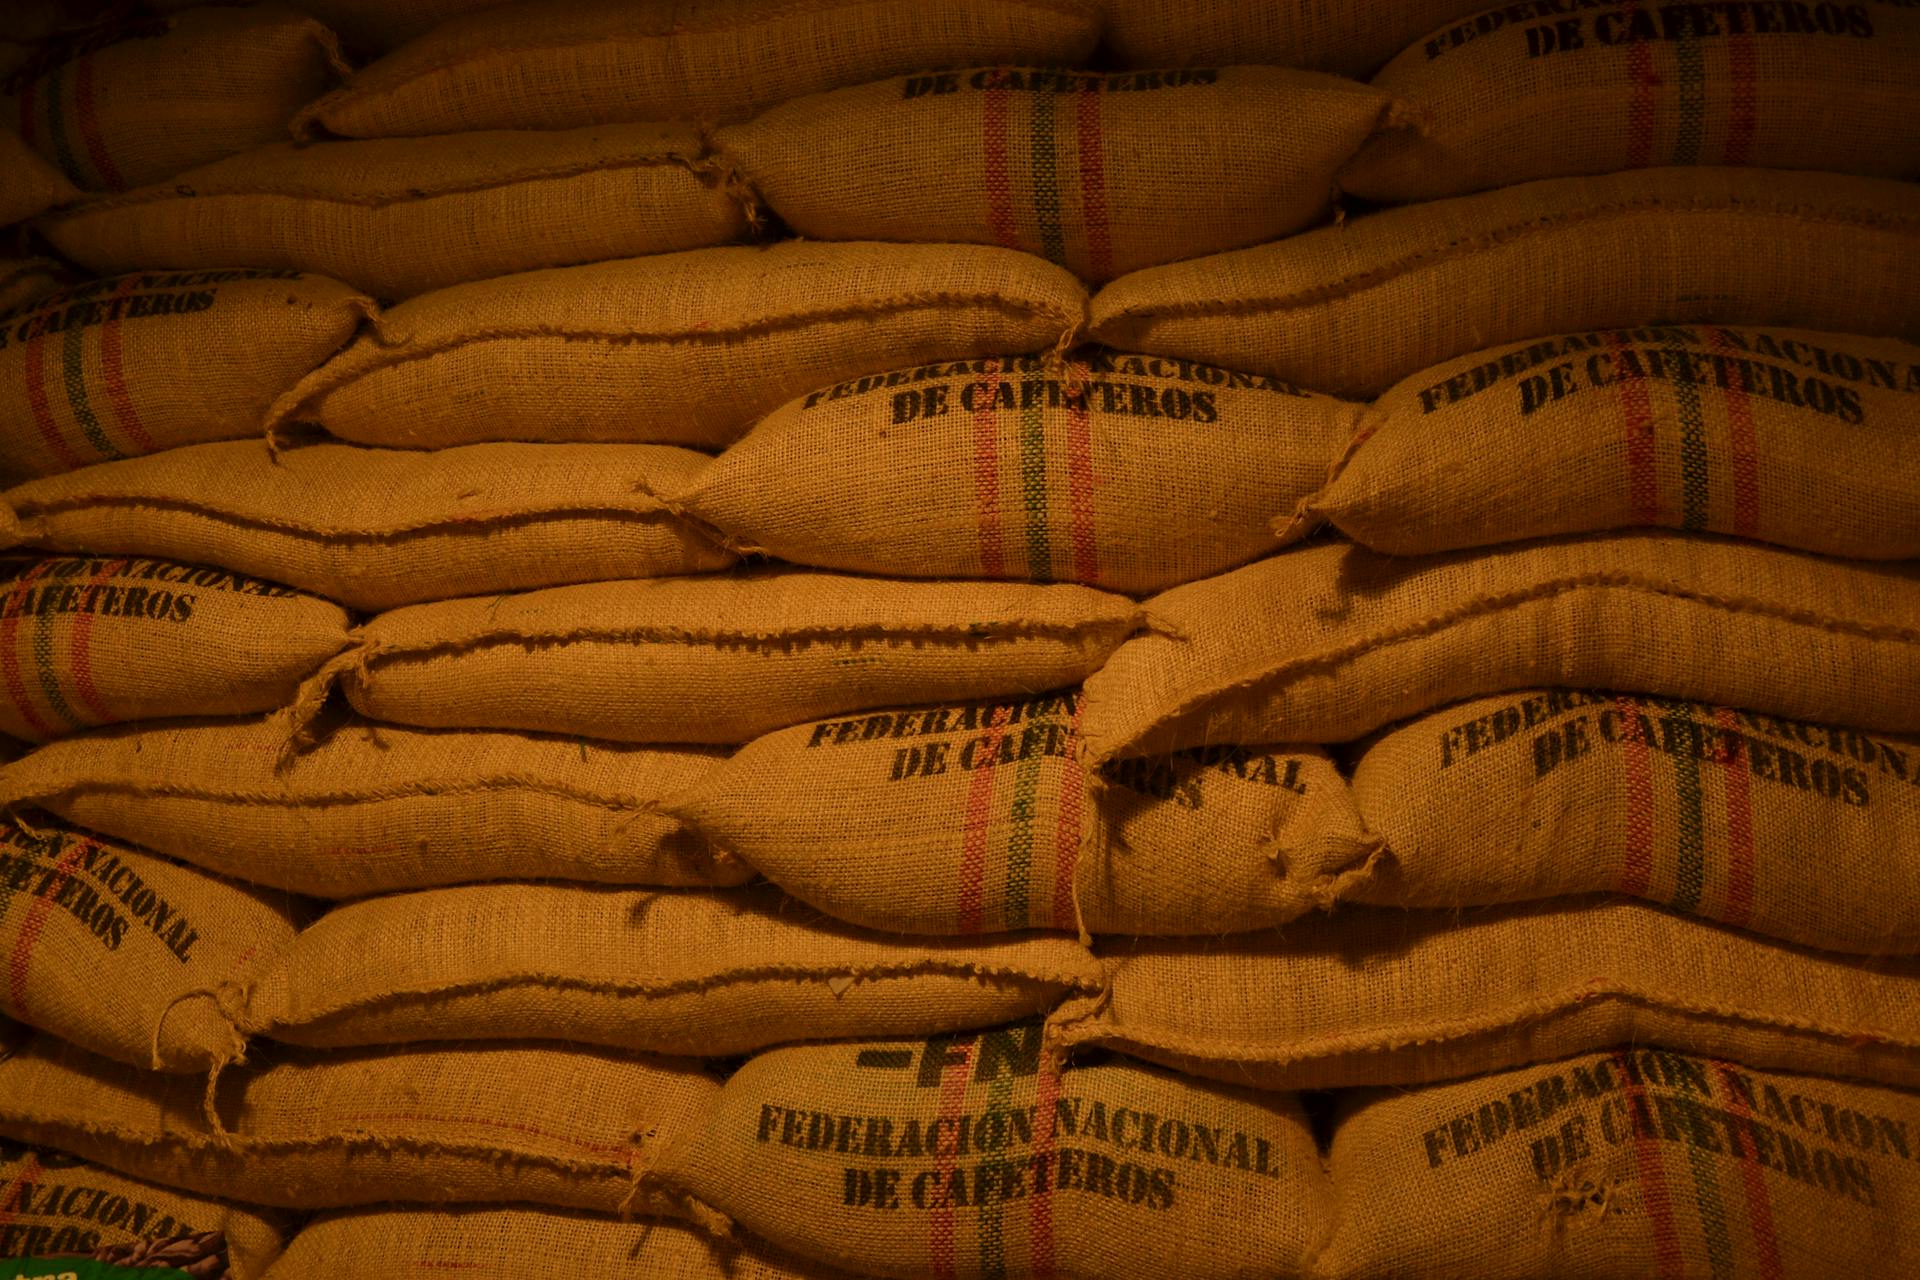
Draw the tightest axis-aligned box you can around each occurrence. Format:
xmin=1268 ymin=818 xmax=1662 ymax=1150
xmin=1019 ymin=398 xmax=1052 ymax=580
xmin=1001 ymin=724 xmax=1045 ymax=930
xmin=1684 ymin=1140 xmax=1738 ymax=1277
xmin=1670 ymin=702 xmax=1707 ymax=915
xmin=62 ymin=312 xmax=123 ymax=461
xmin=976 ymin=1067 xmax=1015 ymax=1279
xmin=29 ymin=589 xmax=79 ymax=731
xmin=1667 ymin=346 xmax=1712 ymax=532
xmin=1672 ymin=22 xmax=1708 ymax=164
xmin=1030 ymin=91 xmax=1066 ymax=267
xmin=40 ymin=59 xmax=85 ymax=188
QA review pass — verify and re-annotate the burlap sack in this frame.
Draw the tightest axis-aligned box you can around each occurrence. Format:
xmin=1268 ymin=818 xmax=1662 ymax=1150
xmin=673 ymin=350 xmax=1356 ymax=593
xmin=2 ymin=437 xmax=734 ymax=610
xmin=0 ymin=257 xmax=74 ymax=313
xmin=1345 ymin=1 xmax=1920 ymax=202
xmin=1320 ymin=1046 xmax=1920 ymax=1280
xmin=4 ymin=6 xmax=341 ymax=191
xmin=0 ymin=715 xmax=743 ymax=898
xmin=248 ymin=882 xmax=1102 ymax=1055
xmin=664 ymin=691 xmax=1375 ymax=937
xmin=1048 ymin=899 xmax=1920 ymax=1092
xmin=1086 ymin=168 xmax=1920 ymax=400
xmin=1301 ymin=324 xmax=1920 ymax=559
xmin=272 ymin=241 xmax=1087 ymax=450
xmin=711 ymin=66 xmax=1390 ymax=283
xmin=0 ymin=126 xmax=78 ymax=224
xmin=1350 ymin=689 xmax=1920 ymax=956
xmin=41 ymin=126 xmax=754 ymax=300
xmin=0 ymin=811 xmax=295 ymax=1071
xmin=296 ymin=0 xmax=1102 ymax=137
xmin=333 ymin=571 xmax=1138 ymax=746
xmin=265 ymin=1206 xmax=832 ymax=1280
xmin=655 ymin=1025 xmax=1329 ymax=1280
xmin=1100 ymin=0 xmax=1489 ymax=76
xmin=1081 ymin=531 xmax=1920 ymax=760
xmin=0 ymin=553 xmax=351 ymax=743
xmin=0 ymin=1141 xmax=286 ymax=1278
xmin=0 ymin=271 xmax=370 ymax=483
xmin=0 ymin=1033 xmax=719 ymax=1216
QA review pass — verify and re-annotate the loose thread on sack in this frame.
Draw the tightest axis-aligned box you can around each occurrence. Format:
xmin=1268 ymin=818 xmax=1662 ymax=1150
xmin=1274 ymin=403 xmax=1378 ymax=542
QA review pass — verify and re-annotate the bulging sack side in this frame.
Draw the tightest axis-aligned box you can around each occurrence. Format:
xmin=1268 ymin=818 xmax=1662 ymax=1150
xmin=249 ymin=882 xmax=1102 ymax=1055
xmin=0 ymin=553 xmax=352 ymax=743
xmin=0 ymin=126 xmax=78 ymax=224
xmin=3 ymin=437 xmax=735 ymax=610
xmin=0 ymin=1142 xmax=288 ymax=1279
xmin=0 ymin=1033 xmax=718 ymax=1216
xmin=1345 ymin=0 xmax=1920 ymax=202
xmin=338 ymin=570 xmax=1139 ymax=746
xmin=298 ymin=0 xmax=1102 ymax=137
xmin=1350 ymin=689 xmax=1920 ymax=955
xmin=1087 ymin=168 xmax=1920 ymax=400
xmin=713 ymin=65 xmax=1390 ymax=283
xmin=676 ymin=350 xmax=1354 ymax=594
xmin=40 ymin=125 xmax=753 ymax=299
xmin=0 ymin=715 xmax=742 ymax=898
xmin=0 ymin=271 xmax=370 ymax=483
xmin=1099 ymin=0 xmax=1493 ymax=76
xmin=1304 ymin=324 xmax=1920 ymax=558
xmin=0 ymin=257 xmax=75 ymax=313
xmin=264 ymin=1205 xmax=833 ymax=1280
xmin=655 ymin=1024 xmax=1330 ymax=1280
xmin=3 ymin=6 xmax=342 ymax=191
xmin=1320 ymin=1046 xmax=1920 ymax=1280
xmin=0 ymin=812 xmax=297 ymax=1071
xmin=1048 ymin=899 xmax=1920 ymax=1092
xmin=1080 ymin=531 xmax=1920 ymax=759
xmin=668 ymin=690 xmax=1375 ymax=937
xmin=277 ymin=241 xmax=1087 ymax=450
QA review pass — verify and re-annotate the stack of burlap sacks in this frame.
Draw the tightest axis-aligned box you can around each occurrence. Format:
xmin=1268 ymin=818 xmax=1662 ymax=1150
xmin=0 ymin=0 xmax=1917 ymax=1276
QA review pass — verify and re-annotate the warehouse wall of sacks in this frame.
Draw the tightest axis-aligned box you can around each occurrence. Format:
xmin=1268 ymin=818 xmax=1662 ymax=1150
xmin=0 ymin=0 xmax=1916 ymax=1276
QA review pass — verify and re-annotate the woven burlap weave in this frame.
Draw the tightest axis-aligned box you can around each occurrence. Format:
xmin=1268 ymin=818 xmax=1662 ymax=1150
xmin=0 ymin=715 xmax=742 ymax=898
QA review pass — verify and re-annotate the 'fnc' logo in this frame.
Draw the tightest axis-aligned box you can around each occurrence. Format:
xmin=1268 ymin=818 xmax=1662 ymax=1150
xmin=853 ymin=1023 xmax=1044 ymax=1088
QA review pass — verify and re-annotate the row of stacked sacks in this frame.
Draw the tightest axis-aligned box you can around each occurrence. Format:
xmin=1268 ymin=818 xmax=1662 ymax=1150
xmin=11 ymin=1025 xmax=1920 ymax=1277
xmin=1 ymin=2 xmax=1918 ymax=1280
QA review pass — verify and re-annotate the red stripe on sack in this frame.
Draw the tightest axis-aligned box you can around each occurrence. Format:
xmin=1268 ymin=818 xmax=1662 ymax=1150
xmin=22 ymin=316 xmax=87 ymax=473
xmin=0 ymin=1152 xmax=44 ymax=1228
xmin=927 ymin=1038 xmax=976 ymax=1280
xmin=982 ymin=71 xmax=1020 ymax=249
xmin=1713 ymin=706 xmax=1757 ymax=928
xmin=0 ymin=561 xmax=62 ymax=739
xmin=1049 ymin=695 xmax=1088 ymax=931
xmin=1705 ymin=329 xmax=1760 ymax=539
xmin=99 ymin=276 xmax=158 ymax=453
xmin=1714 ymin=1059 xmax=1786 ymax=1280
xmin=1608 ymin=333 xmax=1661 ymax=523
xmin=66 ymin=557 xmax=128 ymax=724
xmin=70 ymin=52 xmax=124 ymax=191
xmin=1074 ymin=85 xmax=1113 ymax=282
xmin=1026 ymin=1058 xmax=1062 ymax=1277
xmin=1615 ymin=1050 xmax=1688 ymax=1278
xmin=1616 ymin=695 xmax=1657 ymax=898
xmin=956 ymin=705 xmax=1010 ymax=935
xmin=1063 ymin=359 xmax=1100 ymax=586
xmin=1626 ymin=2 xmax=1660 ymax=168
xmin=7 ymin=836 xmax=92 ymax=1018
xmin=972 ymin=360 xmax=1007 ymax=577
xmin=1722 ymin=29 xmax=1757 ymax=165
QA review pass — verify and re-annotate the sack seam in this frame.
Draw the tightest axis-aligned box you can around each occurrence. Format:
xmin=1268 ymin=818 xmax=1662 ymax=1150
xmin=1099 ymin=199 xmax=1920 ymax=323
